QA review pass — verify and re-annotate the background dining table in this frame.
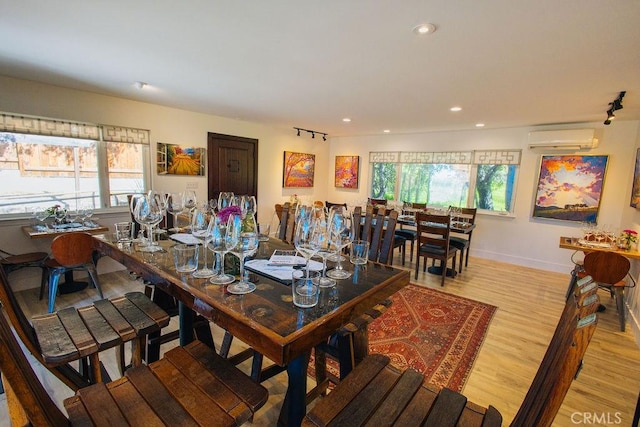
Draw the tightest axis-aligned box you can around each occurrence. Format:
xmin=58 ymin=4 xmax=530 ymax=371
xmin=92 ymin=234 xmax=410 ymax=426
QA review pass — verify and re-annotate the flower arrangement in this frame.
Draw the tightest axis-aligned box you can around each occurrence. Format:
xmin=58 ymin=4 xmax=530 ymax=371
xmin=217 ymin=205 xmax=242 ymax=223
xmin=619 ymin=229 xmax=638 ymax=250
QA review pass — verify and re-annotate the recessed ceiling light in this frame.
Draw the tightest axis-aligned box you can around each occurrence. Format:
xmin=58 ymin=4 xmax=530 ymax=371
xmin=412 ymin=23 xmax=436 ymax=35
xmin=383 ymin=129 xmax=390 ymax=133
xmin=342 ymin=118 xmax=351 ymax=123
xmin=475 ymin=123 xmax=485 ymax=128
xmin=134 ymin=81 xmax=147 ymax=90
xmin=450 ymin=106 xmax=462 ymax=112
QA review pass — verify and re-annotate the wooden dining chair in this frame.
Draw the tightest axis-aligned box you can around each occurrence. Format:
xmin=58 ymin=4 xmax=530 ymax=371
xmin=448 ymin=206 xmax=477 ymax=273
xmin=42 ymin=231 xmax=103 ymax=313
xmin=0 ymin=247 xmax=49 ymax=299
xmin=304 ymin=274 xmax=600 ymax=427
xmin=415 ymin=212 xmax=459 ymax=285
xmin=0 ymin=298 xmax=269 ymax=426
xmin=582 ymin=251 xmax=632 ymax=331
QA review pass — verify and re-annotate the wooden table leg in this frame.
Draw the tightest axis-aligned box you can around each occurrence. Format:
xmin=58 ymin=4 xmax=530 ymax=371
xmin=278 ymin=352 xmax=311 ymax=427
xmin=178 ymin=302 xmax=194 ymax=346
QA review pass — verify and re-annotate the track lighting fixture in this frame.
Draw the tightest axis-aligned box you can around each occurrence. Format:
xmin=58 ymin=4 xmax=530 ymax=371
xmin=604 ymin=91 xmax=626 ymax=125
xmin=293 ymin=127 xmax=328 ymax=141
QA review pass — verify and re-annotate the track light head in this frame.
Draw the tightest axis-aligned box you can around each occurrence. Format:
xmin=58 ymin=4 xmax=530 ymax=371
xmin=322 ymin=134 xmax=327 ymax=141
xmin=293 ymin=127 xmax=327 ymax=140
xmin=607 ymin=108 xmax=616 ymax=121
xmin=612 ymin=99 xmax=624 ymax=111
xmin=296 ymin=128 xmax=300 ymax=136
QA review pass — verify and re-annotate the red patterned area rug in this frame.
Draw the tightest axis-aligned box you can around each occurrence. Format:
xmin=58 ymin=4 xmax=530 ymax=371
xmin=310 ymin=284 xmax=497 ymax=393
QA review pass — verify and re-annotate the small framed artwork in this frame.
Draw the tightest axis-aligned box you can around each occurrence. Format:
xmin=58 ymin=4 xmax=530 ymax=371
xmin=157 ymin=142 xmax=205 ymax=176
xmin=283 ymin=151 xmax=315 ymax=188
xmin=335 ymin=155 xmax=360 ymax=188
xmin=532 ymin=155 xmax=609 ymax=223
xmin=631 ymin=148 xmax=640 ymax=208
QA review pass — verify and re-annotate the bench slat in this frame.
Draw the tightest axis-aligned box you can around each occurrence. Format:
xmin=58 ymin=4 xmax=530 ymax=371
xmin=32 ymin=313 xmax=80 ymax=365
xmin=77 ymin=305 xmax=121 ymax=350
xmin=56 ymin=307 xmax=99 ymax=358
xmin=93 ymin=298 xmax=137 ymax=342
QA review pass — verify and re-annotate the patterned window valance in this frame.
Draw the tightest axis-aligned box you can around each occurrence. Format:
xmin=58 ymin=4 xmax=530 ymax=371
xmin=370 ymin=149 xmax=521 ymax=165
xmin=0 ymin=112 xmax=150 ymax=145
xmin=0 ymin=113 xmax=99 ymax=140
xmin=101 ymin=125 xmax=150 ymax=144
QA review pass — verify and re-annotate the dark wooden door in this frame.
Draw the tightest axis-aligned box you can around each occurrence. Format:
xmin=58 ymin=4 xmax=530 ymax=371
xmin=207 ymin=132 xmax=258 ymax=202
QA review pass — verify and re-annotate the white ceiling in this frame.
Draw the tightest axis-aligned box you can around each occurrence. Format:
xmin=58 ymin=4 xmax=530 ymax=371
xmin=1 ymin=1 xmax=639 ymax=137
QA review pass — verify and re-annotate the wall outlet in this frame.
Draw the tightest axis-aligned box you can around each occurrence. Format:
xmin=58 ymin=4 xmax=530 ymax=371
xmin=186 ymin=182 xmax=198 ymax=189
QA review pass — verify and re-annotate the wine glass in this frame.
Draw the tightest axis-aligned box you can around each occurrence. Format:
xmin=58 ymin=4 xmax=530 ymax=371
xmin=311 ymin=207 xmax=336 ymax=288
xmin=191 ymin=206 xmax=216 ymax=278
xmin=166 ymin=192 xmax=185 ymax=232
xmin=208 ymin=213 xmax=236 ymax=285
xmin=35 ymin=208 xmax=50 ymax=231
xmin=133 ymin=194 xmax=164 ymax=252
xmin=239 ymin=195 xmax=257 ymax=217
xmin=294 ymin=207 xmax=321 ymax=278
xmin=218 ymin=192 xmax=235 ymax=211
xmin=326 ymin=208 xmax=355 ymax=280
xmin=226 ymin=213 xmax=259 ymax=294
xmin=183 ymin=190 xmax=197 ymax=228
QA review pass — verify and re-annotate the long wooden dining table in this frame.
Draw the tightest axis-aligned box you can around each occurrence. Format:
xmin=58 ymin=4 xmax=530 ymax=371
xmin=92 ymin=234 xmax=410 ymax=426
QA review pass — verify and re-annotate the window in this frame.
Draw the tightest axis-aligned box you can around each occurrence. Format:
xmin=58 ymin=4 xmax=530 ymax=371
xmin=0 ymin=113 xmax=150 ymax=217
xmin=370 ymin=150 xmax=521 ymax=214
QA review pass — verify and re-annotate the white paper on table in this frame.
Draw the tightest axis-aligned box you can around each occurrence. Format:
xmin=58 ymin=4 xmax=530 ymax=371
xmin=245 ymin=259 xmax=323 ymax=282
xmin=169 ymin=233 xmax=201 ymax=245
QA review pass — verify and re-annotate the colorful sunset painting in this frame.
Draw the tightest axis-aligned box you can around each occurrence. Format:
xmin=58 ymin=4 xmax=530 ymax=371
xmin=631 ymin=148 xmax=640 ymax=208
xmin=335 ymin=155 xmax=359 ymax=188
xmin=283 ymin=151 xmax=315 ymax=188
xmin=533 ymin=155 xmax=608 ymax=222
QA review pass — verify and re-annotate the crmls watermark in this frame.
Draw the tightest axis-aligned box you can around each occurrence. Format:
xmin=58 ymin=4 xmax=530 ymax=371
xmin=571 ymin=412 xmax=622 ymax=424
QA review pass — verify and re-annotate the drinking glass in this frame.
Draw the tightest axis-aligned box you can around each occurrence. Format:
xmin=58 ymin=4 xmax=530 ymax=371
xmin=239 ymin=195 xmax=257 ymax=217
xmin=226 ymin=213 xmax=259 ymax=294
xmin=310 ymin=207 xmax=336 ymax=287
xmin=326 ymin=208 xmax=354 ymax=280
xmin=166 ymin=192 xmax=185 ymax=232
xmin=294 ymin=206 xmax=321 ymax=278
xmin=208 ymin=213 xmax=235 ymax=285
xmin=183 ymin=190 xmax=197 ymax=228
xmin=191 ymin=206 xmax=216 ymax=278
xmin=133 ymin=194 xmax=164 ymax=252
xmin=35 ymin=209 xmax=50 ymax=231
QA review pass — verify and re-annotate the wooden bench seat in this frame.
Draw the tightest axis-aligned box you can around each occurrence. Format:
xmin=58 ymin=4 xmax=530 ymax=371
xmin=303 ymin=353 xmax=503 ymax=427
xmin=32 ymin=291 xmax=170 ymax=383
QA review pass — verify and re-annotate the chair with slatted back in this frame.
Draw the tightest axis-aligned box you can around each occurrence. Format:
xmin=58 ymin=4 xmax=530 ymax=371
xmin=304 ymin=275 xmax=600 ymax=427
xmin=42 ymin=232 xmax=103 ymax=313
xmin=277 ymin=201 xmax=297 ymax=243
xmin=415 ymin=212 xmax=459 ymax=285
xmin=448 ymin=206 xmax=477 ymax=273
xmin=1 ymin=247 xmax=49 ymax=301
xmin=582 ymin=250 xmax=632 ymax=331
xmin=0 ymin=298 xmax=269 ymax=426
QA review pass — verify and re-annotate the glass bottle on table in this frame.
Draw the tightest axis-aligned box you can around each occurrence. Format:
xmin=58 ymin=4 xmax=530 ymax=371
xmin=225 ymin=212 xmax=259 ymax=294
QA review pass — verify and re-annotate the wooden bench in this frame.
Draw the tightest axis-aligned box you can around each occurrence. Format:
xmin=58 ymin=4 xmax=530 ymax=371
xmin=305 ymin=274 xmax=600 ymax=427
xmin=0 ymin=300 xmax=269 ymax=426
xmin=32 ymin=291 xmax=170 ymax=383
xmin=304 ymin=354 xmax=503 ymax=427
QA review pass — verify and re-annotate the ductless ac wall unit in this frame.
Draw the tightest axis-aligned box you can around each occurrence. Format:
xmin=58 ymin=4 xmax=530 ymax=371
xmin=527 ymin=129 xmax=598 ymax=150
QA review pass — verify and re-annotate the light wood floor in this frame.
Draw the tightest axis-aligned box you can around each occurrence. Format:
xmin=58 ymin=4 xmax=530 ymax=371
xmin=2 ymin=252 xmax=640 ymax=426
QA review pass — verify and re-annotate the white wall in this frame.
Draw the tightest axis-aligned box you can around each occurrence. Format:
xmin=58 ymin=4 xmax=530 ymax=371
xmin=2 ymin=75 xmax=640 ymax=341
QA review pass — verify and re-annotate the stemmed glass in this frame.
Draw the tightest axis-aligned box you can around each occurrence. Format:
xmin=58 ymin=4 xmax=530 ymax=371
xmin=191 ymin=205 xmax=216 ymax=278
xmin=183 ymin=190 xmax=197 ymax=229
xmin=166 ymin=192 xmax=185 ymax=232
xmin=311 ymin=206 xmax=336 ymax=287
xmin=294 ymin=205 xmax=321 ymax=278
xmin=326 ymin=208 xmax=354 ymax=280
xmin=218 ymin=192 xmax=234 ymax=211
xmin=226 ymin=213 xmax=259 ymax=294
xmin=35 ymin=209 xmax=50 ymax=231
xmin=133 ymin=194 xmax=164 ymax=252
xmin=239 ymin=195 xmax=257 ymax=217
xmin=208 ymin=213 xmax=236 ymax=285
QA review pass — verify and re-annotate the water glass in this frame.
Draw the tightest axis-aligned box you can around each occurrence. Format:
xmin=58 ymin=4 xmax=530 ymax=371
xmin=115 ymin=221 xmax=134 ymax=242
xmin=292 ymin=270 xmax=320 ymax=308
xmin=172 ymin=244 xmax=199 ymax=273
xmin=350 ymin=240 xmax=370 ymax=265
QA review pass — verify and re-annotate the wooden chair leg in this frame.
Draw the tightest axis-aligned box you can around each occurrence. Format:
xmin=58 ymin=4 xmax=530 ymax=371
xmin=614 ymin=287 xmax=625 ymax=332
xmin=89 ymin=353 xmax=101 ymax=383
xmin=3 ymin=376 xmax=29 ymax=426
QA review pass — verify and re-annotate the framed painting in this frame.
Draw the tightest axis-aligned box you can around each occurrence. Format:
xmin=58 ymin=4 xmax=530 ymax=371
xmin=532 ymin=155 xmax=609 ymax=223
xmin=335 ymin=155 xmax=359 ymax=188
xmin=283 ymin=151 xmax=315 ymax=188
xmin=631 ymin=148 xmax=640 ymax=208
xmin=157 ymin=142 xmax=205 ymax=176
